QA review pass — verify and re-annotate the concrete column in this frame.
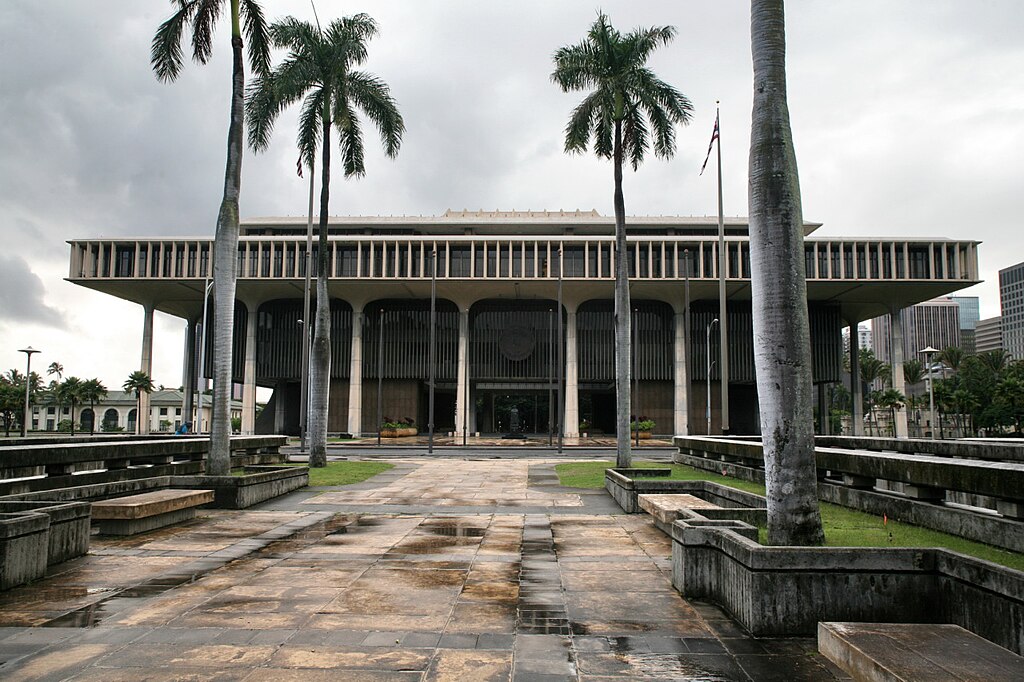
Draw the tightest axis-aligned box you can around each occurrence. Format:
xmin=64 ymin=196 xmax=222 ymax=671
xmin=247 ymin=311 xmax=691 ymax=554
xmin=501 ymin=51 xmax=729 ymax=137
xmin=274 ymin=379 xmax=287 ymax=434
xmin=455 ymin=309 xmax=469 ymax=438
xmin=849 ymin=321 xmax=863 ymax=436
xmin=564 ymin=309 xmax=579 ymax=438
xmin=347 ymin=307 xmax=364 ymax=435
xmin=673 ymin=311 xmax=690 ymax=435
xmin=139 ymin=304 xmax=154 ymax=434
xmin=241 ymin=303 xmax=258 ymax=435
xmin=181 ymin=318 xmax=196 ymax=431
xmin=889 ymin=306 xmax=909 ymax=438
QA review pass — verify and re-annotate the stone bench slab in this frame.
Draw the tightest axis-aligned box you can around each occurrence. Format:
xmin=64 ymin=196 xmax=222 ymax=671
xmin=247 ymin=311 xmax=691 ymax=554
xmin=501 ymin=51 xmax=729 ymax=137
xmin=93 ymin=489 xmax=213 ymax=536
xmin=92 ymin=489 xmax=214 ymax=520
xmin=639 ymin=494 xmax=720 ymax=525
xmin=818 ymin=622 xmax=1024 ymax=681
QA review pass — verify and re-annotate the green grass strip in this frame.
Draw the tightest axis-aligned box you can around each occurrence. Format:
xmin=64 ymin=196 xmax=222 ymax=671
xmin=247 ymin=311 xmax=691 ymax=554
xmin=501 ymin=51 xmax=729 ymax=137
xmin=290 ymin=461 xmax=394 ymax=487
xmin=554 ymin=460 xmax=1024 ymax=571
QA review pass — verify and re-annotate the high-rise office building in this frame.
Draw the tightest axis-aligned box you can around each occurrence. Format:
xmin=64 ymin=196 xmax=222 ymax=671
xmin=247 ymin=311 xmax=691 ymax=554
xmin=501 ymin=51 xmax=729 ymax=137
xmin=999 ymin=262 xmax=1024 ymax=361
xmin=976 ymin=316 xmax=1003 ymax=354
xmin=873 ymin=297 xmax=962 ymax=364
xmin=949 ymin=296 xmax=980 ymax=354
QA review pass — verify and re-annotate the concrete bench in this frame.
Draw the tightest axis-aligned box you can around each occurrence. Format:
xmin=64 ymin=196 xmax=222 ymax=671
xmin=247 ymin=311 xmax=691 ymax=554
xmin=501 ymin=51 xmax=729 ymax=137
xmin=92 ymin=489 xmax=214 ymax=536
xmin=818 ymin=622 xmax=1024 ymax=681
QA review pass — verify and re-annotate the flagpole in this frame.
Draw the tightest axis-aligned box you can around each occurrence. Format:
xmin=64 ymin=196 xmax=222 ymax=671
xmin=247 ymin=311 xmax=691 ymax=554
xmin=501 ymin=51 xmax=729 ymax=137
xmin=715 ymin=102 xmax=729 ymax=435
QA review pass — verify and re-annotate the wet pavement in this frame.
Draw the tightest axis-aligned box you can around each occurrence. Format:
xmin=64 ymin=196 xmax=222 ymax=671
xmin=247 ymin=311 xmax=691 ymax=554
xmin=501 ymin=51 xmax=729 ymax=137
xmin=0 ymin=457 xmax=850 ymax=681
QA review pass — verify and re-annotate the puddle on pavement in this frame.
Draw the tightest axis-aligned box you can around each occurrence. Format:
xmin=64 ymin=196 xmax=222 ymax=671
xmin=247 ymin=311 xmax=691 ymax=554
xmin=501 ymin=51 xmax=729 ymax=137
xmin=622 ymin=652 xmax=736 ymax=681
xmin=425 ymin=524 xmax=486 ymax=538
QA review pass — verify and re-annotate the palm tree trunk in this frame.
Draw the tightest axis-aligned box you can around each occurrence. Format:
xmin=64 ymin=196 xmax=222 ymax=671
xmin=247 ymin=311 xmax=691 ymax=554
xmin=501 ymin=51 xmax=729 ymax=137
xmin=748 ymin=0 xmax=824 ymax=546
xmin=612 ymin=119 xmax=632 ymax=468
xmin=308 ymin=102 xmax=333 ymax=468
xmin=70 ymin=399 xmax=76 ymax=436
xmin=207 ymin=3 xmax=245 ymax=477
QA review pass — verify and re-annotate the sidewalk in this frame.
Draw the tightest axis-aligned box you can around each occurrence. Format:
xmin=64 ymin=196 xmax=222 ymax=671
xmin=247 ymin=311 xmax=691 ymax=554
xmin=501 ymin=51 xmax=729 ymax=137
xmin=0 ymin=457 xmax=848 ymax=681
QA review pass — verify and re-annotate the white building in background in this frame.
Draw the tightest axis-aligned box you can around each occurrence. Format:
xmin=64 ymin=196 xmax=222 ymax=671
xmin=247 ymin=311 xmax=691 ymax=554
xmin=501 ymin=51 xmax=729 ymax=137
xmin=30 ymin=389 xmax=242 ymax=434
xmin=976 ymin=316 xmax=1003 ymax=354
xmin=872 ymin=297 xmax=962 ymax=364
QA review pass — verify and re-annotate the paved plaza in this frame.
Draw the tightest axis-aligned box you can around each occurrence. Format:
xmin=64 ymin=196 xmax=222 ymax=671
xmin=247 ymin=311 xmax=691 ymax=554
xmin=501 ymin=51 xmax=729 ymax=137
xmin=0 ymin=457 xmax=850 ymax=681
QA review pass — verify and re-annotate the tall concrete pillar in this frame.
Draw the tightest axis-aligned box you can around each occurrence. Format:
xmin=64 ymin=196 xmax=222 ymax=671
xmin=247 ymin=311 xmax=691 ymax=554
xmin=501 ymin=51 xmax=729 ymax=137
xmin=673 ymin=311 xmax=690 ymax=435
xmin=181 ymin=318 xmax=196 ymax=430
xmin=849 ymin=320 xmax=863 ymax=436
xmin=347 ymin=307 xmax=364 ymax=435
xmin=564 ymin=309 xmax=579 ymax=438
xmin=241 ymin=303 xmax=258 ymax=435
xmin=889 ymin=306 xmax=909 ymax=438
xmin=139 ymin=304 xmax=154 ymax=434
xmin=455 ymin=309 xmax=469 ymax=438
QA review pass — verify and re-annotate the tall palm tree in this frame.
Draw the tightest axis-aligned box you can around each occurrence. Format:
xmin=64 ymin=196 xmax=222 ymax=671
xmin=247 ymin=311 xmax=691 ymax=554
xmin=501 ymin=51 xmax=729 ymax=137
xmin=47 ymin=362 xmax=63 ymax=381
xmin=938 ymin=346 xmax=963 ymax=375
xmin=978 ymin=349 xmax=1011 ymax=377
xmin=60 ymin=377 xmax=84 ymax=436
xmin=152 ymin=0 xmax=270 ymax=476
xmin=858 ymin=350 xmax=890 ymax=434
xmin=748 ymin=0 xmax=824 ymax=545
xmin=903 ymin=359 xmax=924 ymax=396
xmin=80 ymin=378 xmax=108 ymax=435
xmin=123 ymin=371 xmax=155 ymax=436
xmin=551 ymin=12 xmax=692 ymax=467
xmin=247 ymin=14 xmax=404 ymax=467
xmin=877 ymin=388 xmax=906 ymax=438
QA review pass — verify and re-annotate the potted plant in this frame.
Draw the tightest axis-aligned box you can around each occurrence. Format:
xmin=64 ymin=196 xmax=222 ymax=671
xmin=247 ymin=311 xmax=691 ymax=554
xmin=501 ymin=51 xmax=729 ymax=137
xmin=630 ymin=416 xmax=656 ymax=439
xmin=579 ymin=418 xmax=591 ymax=437
xmin=380 ymin=416 xmax=417 ymax=438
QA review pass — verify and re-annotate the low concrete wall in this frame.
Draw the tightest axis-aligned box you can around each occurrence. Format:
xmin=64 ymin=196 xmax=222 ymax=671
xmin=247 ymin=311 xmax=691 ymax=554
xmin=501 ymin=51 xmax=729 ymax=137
xmin=172 ymin=466 xmax=309 ymax=509
xmin=817 ymin=435 xmax=1024 ymax=463
xmin=0 ymin=501 xmax=90 ymax=564
xmin=604 ymin=468 xmax=672 ymax=513
xmin=674 ymin=437 xmax=1024 ymax=553
xmin=0 ymin=511 xmax=49 ymax=590
xmin=671 ymin=520 xmax=1024 ymax=655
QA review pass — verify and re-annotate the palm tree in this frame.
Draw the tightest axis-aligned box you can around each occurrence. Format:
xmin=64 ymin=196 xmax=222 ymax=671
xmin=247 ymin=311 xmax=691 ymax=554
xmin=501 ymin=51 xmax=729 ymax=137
xmin=551 ymin=12 xmax=692 ymax=468
xmin=79 ymin=378 xmax=108 ymax=435
xmin=978 ymin=349 xmax=1011 ymax=377
xmin=903 ymin=359 xmax=924 ymax=395
xmin=938 ymin=346 xmax=963 ymax=375
xmin=123 ymin=371 xmax=155 ymax=436
xmin=47 ymin=362 xmax=63 ymax=381
xmin=877 ymin=388 xmax=906 ymax=438
xmin=247 ymin=14 xmax=404 ymax=467
xmin=858 ymin=350 xmax=890 ymax=433
xmin=59 ymin=377 xmax=84 ymax=436
xmin=747 ymin=0 xmax=824 ymax=546
xmin=152 ymin=0 xmax=270 ymax=476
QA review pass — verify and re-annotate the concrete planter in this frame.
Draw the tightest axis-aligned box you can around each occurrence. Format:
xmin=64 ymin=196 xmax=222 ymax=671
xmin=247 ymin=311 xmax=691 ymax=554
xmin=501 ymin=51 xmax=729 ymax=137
xmin=172 ymin=466 xmax=309 ymax=509
xmin=0 ymin=511 xmax=50 ymax=590
xmin=380 ymin=428 xmax=417 ymax=438
xmin=0 ymin=501 xmax=91 ymax=564
xmin=632 ymin=431 xmax=653 ymax=440
xmin=671 ymin=520 xmax=1024 ymax=655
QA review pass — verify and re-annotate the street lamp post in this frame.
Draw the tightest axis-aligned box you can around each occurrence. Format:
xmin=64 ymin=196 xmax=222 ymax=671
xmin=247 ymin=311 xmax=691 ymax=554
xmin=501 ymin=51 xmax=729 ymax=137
xmin=919 ymin=346 xmax=939 ymax=440
xmin=196 ymin=278 xmax=213 ymax=435
xmin=707 ymin=319 xmax=719 ymax=435
xmin=18 ymin=346 xmax=39 ymax=437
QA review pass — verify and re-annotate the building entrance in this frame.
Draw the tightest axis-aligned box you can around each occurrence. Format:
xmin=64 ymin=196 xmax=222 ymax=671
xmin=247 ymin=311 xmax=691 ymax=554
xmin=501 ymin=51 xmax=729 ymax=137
xmin=476 ymin=391 xmax=553 ymax=436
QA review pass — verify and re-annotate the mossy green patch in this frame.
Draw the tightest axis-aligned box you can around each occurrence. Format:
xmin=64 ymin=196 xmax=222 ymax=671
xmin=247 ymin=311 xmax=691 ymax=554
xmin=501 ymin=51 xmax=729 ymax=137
xmin=554 ymin=460 xmax=1024 ymax=571
xmin=294 ymin=461 xmax=393 ymax=487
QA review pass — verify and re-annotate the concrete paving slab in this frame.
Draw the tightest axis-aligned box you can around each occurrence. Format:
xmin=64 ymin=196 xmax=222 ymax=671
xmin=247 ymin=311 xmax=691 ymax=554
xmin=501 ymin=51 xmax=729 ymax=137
xmin=0 ymin=456 xmax=849 ymax=681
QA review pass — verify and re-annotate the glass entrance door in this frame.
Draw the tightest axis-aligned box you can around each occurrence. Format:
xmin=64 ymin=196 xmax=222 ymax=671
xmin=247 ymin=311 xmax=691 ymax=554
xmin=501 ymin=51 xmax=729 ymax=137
xmin=478 ymin=391 xmax=552 ymax=435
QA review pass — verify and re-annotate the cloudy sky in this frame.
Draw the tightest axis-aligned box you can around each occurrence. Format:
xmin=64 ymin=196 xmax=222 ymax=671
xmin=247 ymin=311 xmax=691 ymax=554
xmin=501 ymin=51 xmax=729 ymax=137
xmin=1 ymin=0 xmax=1022 ymax=389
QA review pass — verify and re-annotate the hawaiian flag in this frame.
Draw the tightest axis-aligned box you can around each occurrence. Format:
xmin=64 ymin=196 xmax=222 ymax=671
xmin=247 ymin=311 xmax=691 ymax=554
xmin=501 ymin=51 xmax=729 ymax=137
xmin=296 ymin=155 xmax=304 ymax=178
xmin=699 ymin=113 xmax=720 ymax=176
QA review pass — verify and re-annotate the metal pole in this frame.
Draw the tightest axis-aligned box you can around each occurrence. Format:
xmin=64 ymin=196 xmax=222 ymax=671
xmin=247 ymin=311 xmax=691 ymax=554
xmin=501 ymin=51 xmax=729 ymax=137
xmin=684 ymin=249 xmax=691 ymax=434
xmin=557 ymin=252 xmax=564 ymax=454
xmin=19 ymin=347 xmax=38 ymax=437
xmin=377 ymin=309 xmax=384 ymax=447
xmin=548 ymin=308 xmax=553 ymax=447
xmin=928 ymin=352 xmax=936 ymax=440
xmin=197 ymin=278 xmax=212 ymax=434
xmin=300 ymin=157 xmax=314 ymax=450
xmin=633 ymin=307 xmax=639 ymax=448
xmin=707 ymin=318 xmax=719 ymax=435
xmin=463 ymin=317 xmax=468 ymax=447
xmin=427 ymin=248 xmax=437 ymax=454
xmin=716 ymin=103 xmax=729 ymax=435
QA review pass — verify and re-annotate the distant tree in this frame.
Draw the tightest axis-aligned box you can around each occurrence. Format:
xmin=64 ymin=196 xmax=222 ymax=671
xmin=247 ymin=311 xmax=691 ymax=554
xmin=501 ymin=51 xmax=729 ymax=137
xmin=58 ymin=377 xmax=84 ymax=436
xmin=79 ymin=378 xmax=108 ymax=435
xmin=978 ymin=349 xmax=1011 ymax=377
xmin=938 ymin=346 xmax=963 ymax=375
xmin=858 ymin=349 xmax=890 ymax=432
xmin=247 ymin=13 xmax=404 ymax=467
xmin=123 ymin=371 xmax=155 ymax=435
xmin=152 ymin=0 xmax=271 ymax=476
xmin=551 ymin=11 xmax=692 ymax=467
xmin=0 ymin=374 xmax=22 ymax=436
xmin=902 ymin=359 xmax=925 ymax=395
xmin=47 ymin=362 xmax=63 ymax=380
xmin=877 ymin=388 xmax=906 ymax=438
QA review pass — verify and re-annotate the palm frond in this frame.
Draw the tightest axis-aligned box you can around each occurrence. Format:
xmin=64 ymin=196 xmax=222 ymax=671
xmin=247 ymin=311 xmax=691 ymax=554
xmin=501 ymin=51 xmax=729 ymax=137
xmin=269 ymin=17 xmax=318 ymax=52
xmin=564 ymin=91 xmax=599 ymax=154
xmin=347 ymin=71 xmax=404 ymax=158
xmin=621 ymin=103 xmax=650 ymax=170
xmin=190 ymin=0 xmax=223 ymax=67
xmin=551 ymin=42 xmax=600 ymax=92
xmin=297 ymin=89 xmax=325 ymax=170
xmin=151 ymin=0 xmax=200 ymax=82
xmin=334 ymin=100 xmax=366 ymax=178
xmin=240 ymin=0 xmax=271 ymax=77
xmin=593 ymin=104 xmax=614 ymax=158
